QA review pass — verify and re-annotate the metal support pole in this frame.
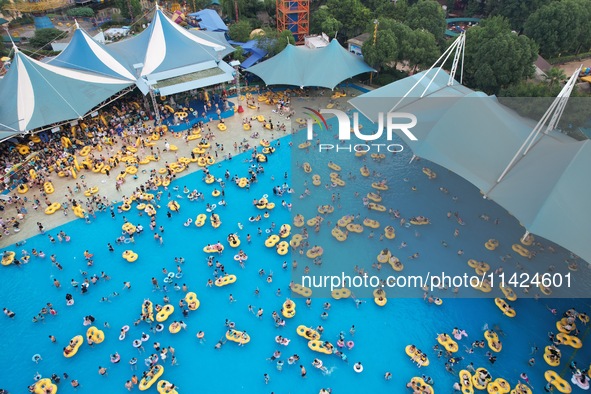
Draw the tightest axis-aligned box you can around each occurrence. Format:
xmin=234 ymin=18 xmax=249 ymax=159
xmin=149 ymin=88 xmax=161 ymax=124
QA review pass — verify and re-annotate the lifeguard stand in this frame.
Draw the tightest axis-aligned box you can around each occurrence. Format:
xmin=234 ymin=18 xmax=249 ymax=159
xmin=276 ymin=0 xmax=309 ymax=45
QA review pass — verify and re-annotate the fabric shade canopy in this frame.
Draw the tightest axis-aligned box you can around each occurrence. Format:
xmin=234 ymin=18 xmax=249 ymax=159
xmin=187 ymin=9 xmax=228 ymax=32
xmin=349 ymin=68 xmax=591 ymax=264
xmin=189 ymin=29 xmax=235 ymax=59
xmin=0 ymin=6 xmax=237 ymax=137
xmin=108 ymin=8 xmax=226 ymax=78
xmin=247 ymin=39 xmax=374 ymax=89
xmin=0 ymin=47 xmax=133 ymax=138
xmin=49 ymin=26 xmax=135 ymax=80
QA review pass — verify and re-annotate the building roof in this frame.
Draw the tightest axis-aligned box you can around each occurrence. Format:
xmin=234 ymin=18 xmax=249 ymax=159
xmin=535 ymin=55 xmax=552 ymax=74
xmin=305 ymin=34 xmax=329 ymax=49
xmin=187 ymin=9 xmax=228 ymax=32
xmin=346 ymin=32 xmax=370 ymax=47
xmin=247 ymin=39 xmax=374 ymax=89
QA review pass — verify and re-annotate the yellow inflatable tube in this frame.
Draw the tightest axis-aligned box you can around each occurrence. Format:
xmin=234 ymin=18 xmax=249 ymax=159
xmin=437 ymin=333 xmax=458 ymax=352
xmin=156 ymin=304 xmax=175 ymax=322
xmin=296 ymin=325 xmax=320 ymax=340
xmin=544 ymin=370 xmax=572 ymax=394
xmin=308 ymin=340 xmax=333 ymax=355
xmin=34 ymin=378 xmax=57 ymax=394
xmin=139 ymin=365 xmax=164 ymax=390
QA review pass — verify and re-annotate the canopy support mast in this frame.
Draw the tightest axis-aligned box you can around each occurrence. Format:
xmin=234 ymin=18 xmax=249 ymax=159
xmin=390 ymin=32 xmax=465 ymax=113
xmin=491 ymin=66 xmax=582 ymax=189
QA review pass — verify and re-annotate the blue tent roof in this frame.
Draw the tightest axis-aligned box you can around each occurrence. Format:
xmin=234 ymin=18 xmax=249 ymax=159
xmin=109 ymin=9 xmax=226 ymax=78
xmin=247 ymin=40 xmax=374 ymax=89
xmin=188 ymin=9 xmax=227 ymax=32
xmin=49 ymin=27 xmax=135 ymax=80
xmin=0 ymin=48 xmax=133 ymax=135
xmin=189 ymin=29 xmax=235 ymax=58
xmin=227 ymin=40 xmax=267 ymax=68
xmin=241 ymin=51 xmax=265 ymax=68
xmin=0 ymin=7 xmax=236 ymax=136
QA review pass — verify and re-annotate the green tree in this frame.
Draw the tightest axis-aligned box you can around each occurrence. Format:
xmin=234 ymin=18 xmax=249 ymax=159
xmin=114 ymin=0 xmax=142 ymax=20
xmin=228 ymin=20 xmax=252 ymax=42
xmin=369 ymin=18 xmax=413 ymax=66
xmin=544 ymin=67 xmax=567 ymax=87
xmin=256 ymin=28 xmax=295 ymax=57
xmin=361 ymin=29 xmax=398 ymax=72
xmin=375 ymin=0 xmax=409 ymax=20
xmin=463 ymin=17 xmax=538 ymax=94
xmin=486 ymin=0 xmax=551 ymax=31
xmin=232 ymin=45 xmax=245 ymax=62
xmin=262 ymin=0 xmax=276 ymax=19
xmin=66 ymin=7 xmax=94 ymax=17
xmin=320 ymin=16 xmax=342 ymax=38
xmin=524 ymin=0 xmax=591 ymax=59
xmin=29 ymin=28 xmax=65 ymax=49
xmin=463 ymin=0 xmax=486 ymax=16
xmin=406 ymin=0 xmax=446 ymax=44
xmin=326 ymin=0 xmax=371 ymax=39
xmin=407 ymin=29 xmax=440 ymax=72
xmin=310 ymin=6 xmax=331 ymax=35
xmin=221 ymin=0 xmax=265 ymax=21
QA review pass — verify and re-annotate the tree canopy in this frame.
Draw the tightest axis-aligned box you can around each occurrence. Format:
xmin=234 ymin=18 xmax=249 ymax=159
xmin=228 ymin=20 xmax=252 ymax=43
xmin=310 ymin=6 xmax=342 ymax=38
xmin=255 ymin=28 xmax=295 ymax=57
xmin=66 ymin=7 xmax=94 ymax=17
xmin=361 ymin=29 xmax=398 ymax=72
xmin=326 ymin=0 xmax=371 ymax=39
xmin=363 ymin=17 xmax=440 ymax=71
xmin=406 ymin=0 xmax=446 ymax=44
xmin=524 ymin=0 xmax=591 ymax=59
xmin=407 ymin=29 xmax=440 ymax=72
xmin=29 ymin=28 xmax=65 ymax=49
xmin=485 ymin=0 xmax=550 ymax=31
xmin=463 ymin=17 xmax=538 ymax=95
xmin=114 ymin=0 xmax=142 ymax=20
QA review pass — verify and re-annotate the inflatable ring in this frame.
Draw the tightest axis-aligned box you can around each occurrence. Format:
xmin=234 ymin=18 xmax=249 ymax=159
xmin=545 ymin=370 xmax=572 ymax=393
xmin=175 ymin=273 xmax=183 ymax=279
xmin=167 ymin=272 xmax=175 ymax=278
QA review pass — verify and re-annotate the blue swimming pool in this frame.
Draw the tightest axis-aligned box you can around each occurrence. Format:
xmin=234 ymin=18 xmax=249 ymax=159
xmin=0 ymin=125 xmax=589 ymax=393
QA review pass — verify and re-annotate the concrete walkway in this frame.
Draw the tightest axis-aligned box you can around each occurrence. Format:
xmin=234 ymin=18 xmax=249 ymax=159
xmin=0 ymin=88 xmax=361 ymax=248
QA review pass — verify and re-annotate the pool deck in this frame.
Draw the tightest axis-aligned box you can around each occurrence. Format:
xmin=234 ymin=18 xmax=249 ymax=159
xmin=0 ymin=88 xmax=360 ymax=248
